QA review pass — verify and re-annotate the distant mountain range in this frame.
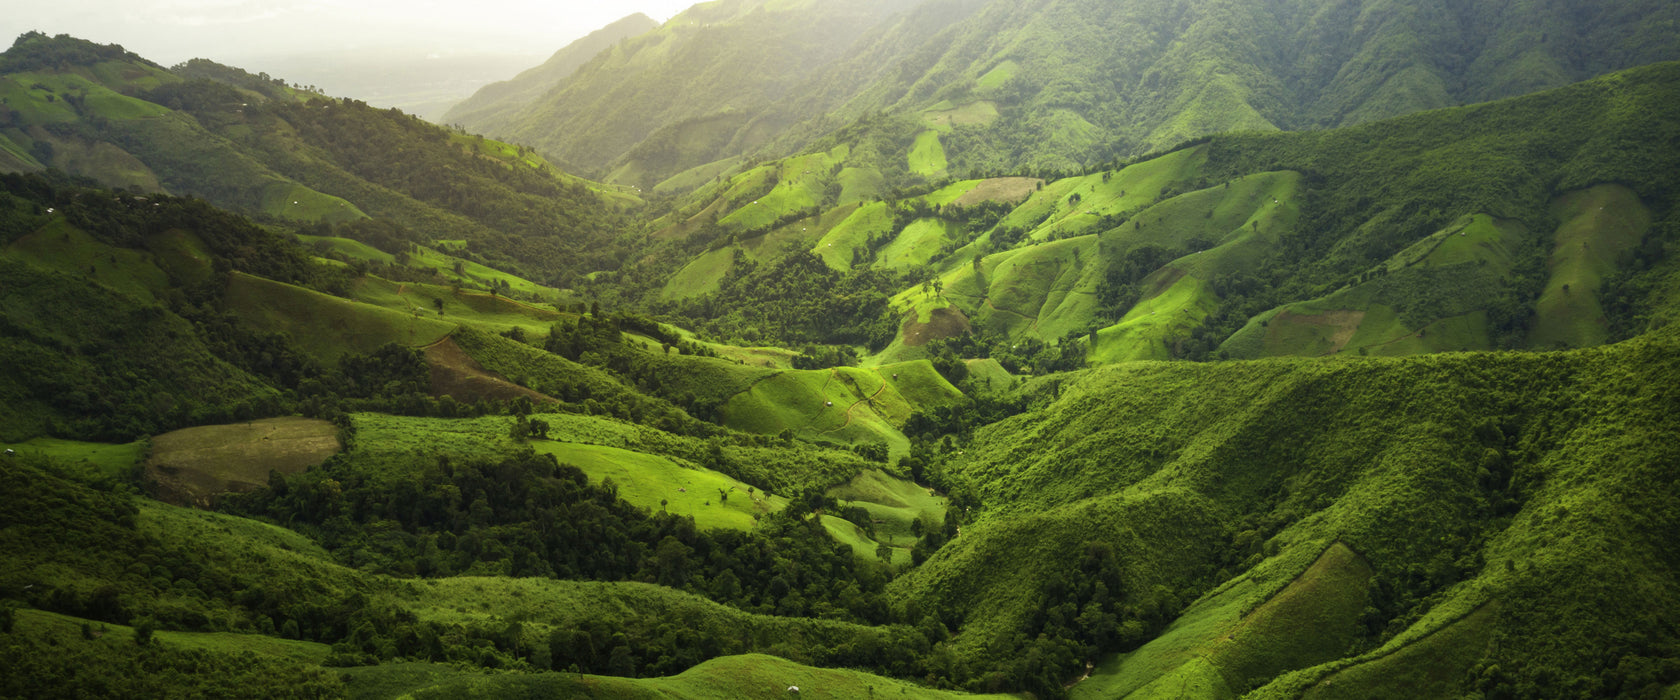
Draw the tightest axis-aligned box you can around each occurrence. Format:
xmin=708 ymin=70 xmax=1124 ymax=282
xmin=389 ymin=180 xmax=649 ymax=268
xmin=449 ymin=0 xmax=1680 ymax=190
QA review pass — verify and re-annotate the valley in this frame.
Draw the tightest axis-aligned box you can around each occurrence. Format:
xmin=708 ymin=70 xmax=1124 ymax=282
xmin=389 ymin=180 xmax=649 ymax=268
xmin=3 ymin=4 xmax=1680 ymax=698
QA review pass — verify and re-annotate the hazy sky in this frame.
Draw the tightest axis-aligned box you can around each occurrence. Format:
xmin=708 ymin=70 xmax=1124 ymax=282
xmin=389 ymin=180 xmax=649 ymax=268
xmin=2 ymin=0 xmax=696 ymax=65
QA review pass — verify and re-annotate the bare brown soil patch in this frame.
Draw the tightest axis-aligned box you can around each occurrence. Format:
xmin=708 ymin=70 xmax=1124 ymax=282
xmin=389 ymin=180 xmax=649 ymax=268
xmin=1273 ymin=309 xmax=1367 ymax=354
xmin=424 ymin=336 xmax=555 ymax=404
xmin=902 ymin=305 xmax=972 ymax=347
xmin=952 ymin=177 xmax=1044 ymax=208
xmin=145 ymin=417 xmax=340 ymax=506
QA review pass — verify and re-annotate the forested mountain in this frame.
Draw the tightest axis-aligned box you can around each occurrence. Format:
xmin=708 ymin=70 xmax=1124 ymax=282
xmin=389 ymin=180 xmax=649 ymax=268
xmin=451 ymin=0 xmax=933 ymax=187
xmin=2 ymin=4 xmax=1680 ymax=699
xmin=0 ymin=33 xmax=636 ymax=288
xmin=442 ymin=13 xmax=660 ymax=132
xmin=458 ymin=0 xmax=1680 ymax=190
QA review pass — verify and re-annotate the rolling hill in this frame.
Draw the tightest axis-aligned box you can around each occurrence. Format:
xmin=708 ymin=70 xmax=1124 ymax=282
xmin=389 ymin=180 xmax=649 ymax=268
xmin=0 ymin=33 xmax=634 ymax=289
xmin=2 ymin=5 xmax=1680 ymax=699
xmin=623 ymin=60 xmax=1680 ymax=369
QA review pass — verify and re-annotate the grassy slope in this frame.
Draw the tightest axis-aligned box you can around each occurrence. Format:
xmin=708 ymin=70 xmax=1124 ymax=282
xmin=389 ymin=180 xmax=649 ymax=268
xmin=719 ymin=362 xmax=961 ymax=460
xmin=225 ymin=272 xmax=456 ymax=362
xmin=350 ymin=653 xmax=1013 ymax=700
xmin=2 ymin=459 xmax=991 ymax=700
xmin=896 ymin=328 xmax=1680 ymax=695
xmin=1221 ymin=212 xmax=1527 ymax=359
xmin=814 ymin=201 xmax=893 ymax=271
xmin=0 ymin=436 xmax=146 ymax=482
xmin=827 ymin=469 xmax=947 ymax=548
xmin=533 ymin=441 xmax=788 ymax=531
xmin=1529 ymin=184 xmax=1653 ymax=348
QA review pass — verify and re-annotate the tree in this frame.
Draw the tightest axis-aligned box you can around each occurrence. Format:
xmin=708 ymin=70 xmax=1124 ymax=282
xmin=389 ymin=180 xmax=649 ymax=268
xmin=607 ymin=645 xmax=637 ymax=677
xmin=134 ymin=617 xmax=156 ymax=646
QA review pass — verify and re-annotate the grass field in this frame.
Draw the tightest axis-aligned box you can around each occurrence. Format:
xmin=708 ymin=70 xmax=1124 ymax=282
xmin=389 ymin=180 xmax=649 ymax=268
xmin=837 ymin=166 xmax=886 ymax=205
xmin=342 ymin=413 xmax=523 ymax=484
xmin=922 ymin=101 xmax=1000 ymax=130
xmin=1295 ymin=604 xmax=1496 ymax=700
xmin=1220 ymin=213 xmax=1524 ymax=359
xmin=963 ymin=358 xmax=1015 ymax=394
xmin=1072 ymin=542 xmax=1369 ymax=699
xmin=909 ymin=131 xmax=948 ymax=177
xmin=0 ymin=436 xmax=146 ymax=483
xmin=1530 ymin=184 xmax=1652 ymax=348
xmin=13 ymin=608 xmax=333 ymax=665
xmin=976 ymin=60 xmax=1019 ymax=93
xmin=533 ymin=441 xmax=788 ymax=530
xmin=877 ymin=218 xmax=959 ymax=270
xmin=345 ymin=653 xmax=1015 ymax=700
xmin=258 ymin=182 xmax=365 ymax=223
xmin=827 ymin=469 xmax=947 ymax=548
xmin=144 ymin=417 xmax=340 ymax=505
xmin=347 ymin=275 xmax=563 ymax=338
xmin=4 ymin=218 xmax=172 ymax=302
xmin=663 ymin=247 xmax=738 ymax=299
xmin=814 ymin=202 xmax=893 ymax=271
xmin=226 ymin=272 xmax=456 ymax=361
xmin=718 ymin=366 xmax=938 ymax=460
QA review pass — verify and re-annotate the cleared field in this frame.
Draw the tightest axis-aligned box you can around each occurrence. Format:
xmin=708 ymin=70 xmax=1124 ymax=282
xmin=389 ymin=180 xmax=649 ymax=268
xmin=5 ymin=219 xmax=171 ymax=302
xmin=1530 ymin=184 xmax=1652 ymax=348
xmin=1221 ymin=213 xmax=1523 ymax=360
xmin=909 ymin=130 xmax=948 ymax=177
xmin=877 ymin=218 xmax=959 ymax=270
xmin=1074 ymin=542 xmax=1369 ymax=699
xmin=1300 ymin=604 xmax=1496 ymax=700
xmin=814 ymin=201 xmax=893 ymax=271
xmin=348 ymin=276 xmax=562 ymax=338
xmin=951 ymin=177 xmax=1043 ymax=208
xmin=226 ymin=272 xmax=455 ymax=362
xmin=422 ymin=336 xmax=553 ymax=404
xmin=662 ymin=246 xmax=736 ymax=299
xmin=827 ymin=469 xmax=947 ymax=548
xmin=718 ymin=365 xmax=940 ymax=460
xmin=0 ymin=436 xmax=146 ymax=482
xmin=349 ymin=653 xmax=1015 ymax=699
xmin=144 ymin=417 xmax=341 ymax=505
xmin=258 ymin=182 xmax=364 ymax=223
xmin=533 ymin=441 xmax=787 ymax=530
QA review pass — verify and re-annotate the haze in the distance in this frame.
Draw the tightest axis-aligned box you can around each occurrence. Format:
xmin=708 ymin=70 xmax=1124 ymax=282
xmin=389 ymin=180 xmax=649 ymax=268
xmin=1 ymin=0 xmax=696 ymax=119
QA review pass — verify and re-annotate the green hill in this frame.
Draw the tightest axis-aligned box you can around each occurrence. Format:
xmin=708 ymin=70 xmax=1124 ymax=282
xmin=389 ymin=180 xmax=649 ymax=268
xmin=890 ymin=326 xmax=1680 ymax=696
xmin=3 ymin=10 xmax=1680 ymax=700
xmin=455 ymin=0 xmax=1679 ymax=191
xmin=0 ymin=33 xmax=633 ymax=291
xmin=442 ymin=14 xmax=660 ymax=130
xmin=632 ymin=60 xmax=1680 ymax=367
xmin=454 ymin=0 xmax=913 ymax=187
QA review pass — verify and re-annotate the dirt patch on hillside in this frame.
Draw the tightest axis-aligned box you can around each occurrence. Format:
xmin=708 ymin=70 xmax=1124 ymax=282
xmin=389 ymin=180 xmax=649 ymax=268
xmin=145 ymin=417 xmax=340 ymax=507
xmin=952 ymin=177 xmax=1044 ymax=208
xmin=423 ymin=336 xmax=556 ymax=404
xmin=1273 ymin=309 xmax=1367 ymax=355
xmin=902 ymin=305 xmax=972 ymax=347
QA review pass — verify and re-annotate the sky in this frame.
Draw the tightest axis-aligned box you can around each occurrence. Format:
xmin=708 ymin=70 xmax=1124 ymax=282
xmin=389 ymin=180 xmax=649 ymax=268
xmin=2 ymin=0 xmax=697 ymax=66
